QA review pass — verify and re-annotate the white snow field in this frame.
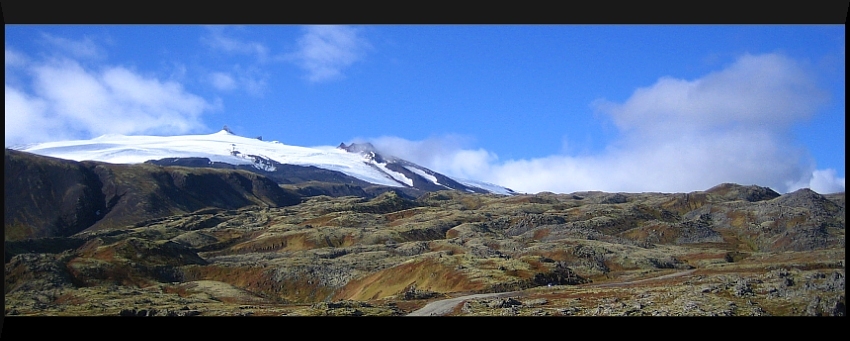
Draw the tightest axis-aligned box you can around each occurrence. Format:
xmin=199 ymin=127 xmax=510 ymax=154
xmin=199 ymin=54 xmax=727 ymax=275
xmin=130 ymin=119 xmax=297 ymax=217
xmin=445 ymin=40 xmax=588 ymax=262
xmin=17 ymin=130 xmax=514 ymax=194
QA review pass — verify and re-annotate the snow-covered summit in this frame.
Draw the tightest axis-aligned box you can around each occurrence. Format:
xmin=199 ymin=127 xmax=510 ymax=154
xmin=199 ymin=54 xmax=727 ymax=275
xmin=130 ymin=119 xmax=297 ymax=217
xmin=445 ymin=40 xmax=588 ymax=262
xmin=15 ymin=131 xmax=515 ymax=195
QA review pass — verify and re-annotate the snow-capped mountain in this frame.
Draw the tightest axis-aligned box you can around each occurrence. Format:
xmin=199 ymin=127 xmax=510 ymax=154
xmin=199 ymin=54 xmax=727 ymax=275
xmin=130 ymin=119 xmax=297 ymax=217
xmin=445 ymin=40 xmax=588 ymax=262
xmin=14 ymin=130 xmax=515 ymax=195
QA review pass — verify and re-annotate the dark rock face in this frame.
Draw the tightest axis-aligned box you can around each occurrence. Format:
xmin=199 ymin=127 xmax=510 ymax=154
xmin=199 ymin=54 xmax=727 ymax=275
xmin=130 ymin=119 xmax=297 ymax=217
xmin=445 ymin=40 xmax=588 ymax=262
xmin=338 ymin=142 xmax=378 ymax=155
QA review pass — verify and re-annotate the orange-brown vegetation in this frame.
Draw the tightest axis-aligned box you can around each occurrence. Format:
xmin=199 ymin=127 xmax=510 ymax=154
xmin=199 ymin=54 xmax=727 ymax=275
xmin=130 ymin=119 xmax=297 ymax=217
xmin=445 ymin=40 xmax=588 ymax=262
xmin=299 ymin=215 xmax=339 ymax=227
xmin=179 ymin=265 xmax=327 ymax=303
xmin=428 ymin=241 xmax=465 ymax=255
xmin=334 ymin=257 xmax=484 ymax=301
xmin=384 ymin=207 xmax=427 ymax=225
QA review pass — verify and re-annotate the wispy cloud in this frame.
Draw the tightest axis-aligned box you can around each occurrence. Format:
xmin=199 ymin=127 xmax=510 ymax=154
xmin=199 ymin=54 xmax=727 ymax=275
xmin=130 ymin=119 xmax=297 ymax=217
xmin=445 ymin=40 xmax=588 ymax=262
xmin=5 ymin=48 xmax=27 ymax=68
xmin=202 ymin=25 xmax=370 ymax=87
xmin=201 ymin=27 xmax=270 ymax=96
xmin=287 ymin=25 xmax=370 ymax=83
xmin=205 ymin=65 xmax=268 ymax=97
xmin=5 ymin=49 xmax=217 ymax=146
xmin=5 ymin=47 xmax=30 ymax=89
xmin=40 ymin=33 xmax=105 ymax=59
xmin=364 ymin=53 xmax=844 ymax=195
xmin=201 ymin=26 xmax=269 ymax=62
xmin=209 ymin=71 xmax=237 ymax=91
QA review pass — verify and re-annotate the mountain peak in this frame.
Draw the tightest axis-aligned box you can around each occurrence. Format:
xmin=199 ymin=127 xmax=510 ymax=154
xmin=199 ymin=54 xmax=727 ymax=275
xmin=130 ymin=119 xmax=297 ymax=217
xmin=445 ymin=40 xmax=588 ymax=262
xmin=339 ymin=142 xmax=387 ymax=163
xmin=338 ymin=142 xmax=378 ymax=154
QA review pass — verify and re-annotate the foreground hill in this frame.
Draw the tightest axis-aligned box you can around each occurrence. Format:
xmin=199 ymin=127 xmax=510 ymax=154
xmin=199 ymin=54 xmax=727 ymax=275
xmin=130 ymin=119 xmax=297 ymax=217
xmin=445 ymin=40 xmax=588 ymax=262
xmin=5 ymin=171 xmax=844 ymax=315
xmin=5 ymin=149 xmax=302 ymax=242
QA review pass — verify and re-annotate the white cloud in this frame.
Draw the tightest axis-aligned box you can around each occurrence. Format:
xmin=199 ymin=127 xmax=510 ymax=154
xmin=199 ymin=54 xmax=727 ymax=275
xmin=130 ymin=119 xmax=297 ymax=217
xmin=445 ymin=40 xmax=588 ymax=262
xmin=366 ymin=135 xmax=497 ymax=180
xmin=787 ymin=169 xmax=846 ymax=194
xmin=5 ymin=54 xmax=216 ymax=146
xmin=807 ymin=169 xmax=845 ymax=194
xmin=599 ymin=53 xmax=827 ymax=137
xmin=5 ymin=85 xmax=66 ymax=146
xmin=287 ymin=25 xmax=370 ymax=83
xmin=484 ymin=127 xmax=811 ymax=194
xmin=363 ymin=53 xmax=842 ymax=195
xmin=366 ymin=134 xmax=473 ymax=166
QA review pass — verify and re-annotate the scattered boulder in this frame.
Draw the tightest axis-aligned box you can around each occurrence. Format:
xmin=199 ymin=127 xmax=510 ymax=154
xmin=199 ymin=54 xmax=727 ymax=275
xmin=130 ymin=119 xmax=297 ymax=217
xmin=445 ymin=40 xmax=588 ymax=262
xmin=401 ymin=284 xmax=439 ymax=300
xmin=487 ymin=297 xmax=522 ymax=309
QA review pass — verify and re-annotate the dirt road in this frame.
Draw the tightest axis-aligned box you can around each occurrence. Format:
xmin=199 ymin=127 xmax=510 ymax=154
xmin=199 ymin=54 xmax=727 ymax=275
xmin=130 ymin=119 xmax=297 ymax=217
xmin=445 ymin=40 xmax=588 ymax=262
xmin=406 ymin=269 xmax=697 ymax=316
xmin=406 ymin=291 xmax=522 ymax=316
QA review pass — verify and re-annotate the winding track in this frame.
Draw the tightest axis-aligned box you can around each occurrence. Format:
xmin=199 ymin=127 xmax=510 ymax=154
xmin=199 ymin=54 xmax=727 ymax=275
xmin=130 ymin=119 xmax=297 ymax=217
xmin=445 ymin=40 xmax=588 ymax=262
xmin=406 ymin=269 xmax=697 ymax=316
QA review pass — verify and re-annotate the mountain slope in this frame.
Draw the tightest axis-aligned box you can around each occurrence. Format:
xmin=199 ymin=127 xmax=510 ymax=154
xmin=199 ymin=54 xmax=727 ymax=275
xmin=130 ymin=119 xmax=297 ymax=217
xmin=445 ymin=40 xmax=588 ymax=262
xmin=5 ymin=149 xmax=302 ymax=241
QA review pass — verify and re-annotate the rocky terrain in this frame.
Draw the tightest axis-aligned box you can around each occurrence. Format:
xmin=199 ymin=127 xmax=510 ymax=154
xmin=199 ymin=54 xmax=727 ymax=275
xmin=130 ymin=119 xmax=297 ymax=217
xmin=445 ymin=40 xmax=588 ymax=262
xmin=4 ymin=150 xmax=845 ymax=316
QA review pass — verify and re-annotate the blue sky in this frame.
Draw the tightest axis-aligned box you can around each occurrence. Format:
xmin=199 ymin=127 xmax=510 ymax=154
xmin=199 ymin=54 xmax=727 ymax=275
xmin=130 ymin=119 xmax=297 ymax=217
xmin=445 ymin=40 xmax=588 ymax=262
xmin=5 ymin=25 xmax=845 ymax=194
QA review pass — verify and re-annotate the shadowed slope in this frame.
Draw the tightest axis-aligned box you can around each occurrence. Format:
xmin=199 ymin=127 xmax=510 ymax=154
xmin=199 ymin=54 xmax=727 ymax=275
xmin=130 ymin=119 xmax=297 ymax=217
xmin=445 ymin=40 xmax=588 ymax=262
xmin=5 ymin=149 xmax=302 ymax=241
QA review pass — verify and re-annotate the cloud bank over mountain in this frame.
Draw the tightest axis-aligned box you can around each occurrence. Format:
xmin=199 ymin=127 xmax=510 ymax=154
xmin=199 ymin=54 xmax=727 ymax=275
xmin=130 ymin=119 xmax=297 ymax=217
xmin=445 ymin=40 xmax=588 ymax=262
xmin=368 ymin=53 xmax=844 ymax=194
